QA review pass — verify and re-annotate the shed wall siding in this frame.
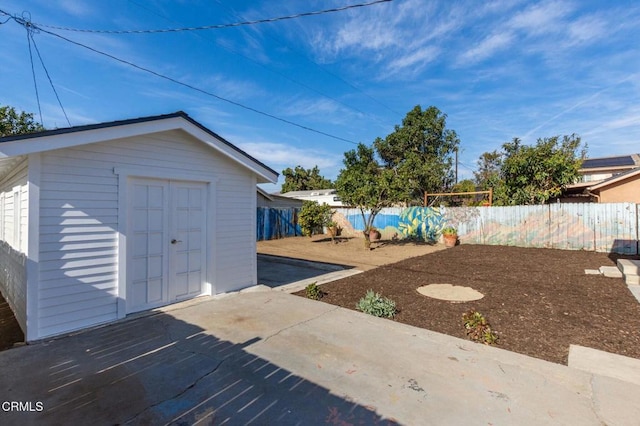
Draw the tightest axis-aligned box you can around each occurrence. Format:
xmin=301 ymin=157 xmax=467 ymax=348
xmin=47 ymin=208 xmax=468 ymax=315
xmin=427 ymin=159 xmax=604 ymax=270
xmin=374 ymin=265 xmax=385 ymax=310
xmin=38 ymin=130 xmax=258 ymax=338
xmin=0 ymin=160 xmax=29 ymax=332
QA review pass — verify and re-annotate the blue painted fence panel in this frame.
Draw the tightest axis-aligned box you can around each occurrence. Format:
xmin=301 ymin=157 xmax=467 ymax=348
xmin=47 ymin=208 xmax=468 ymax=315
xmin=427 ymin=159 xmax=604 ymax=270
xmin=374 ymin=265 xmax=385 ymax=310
xmin=257 ymin=207 xmax=301 ymax=241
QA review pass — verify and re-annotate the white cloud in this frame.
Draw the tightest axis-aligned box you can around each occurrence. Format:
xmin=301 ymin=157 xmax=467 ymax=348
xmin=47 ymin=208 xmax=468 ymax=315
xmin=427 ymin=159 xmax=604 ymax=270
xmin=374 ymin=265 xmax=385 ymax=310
xmin=199 ymin=74 xmax=266 ymax=101
xmin=306 ymin=0 xmax=460 ymax=75
xmin=56 ymin=0 xmax=95 ymax=18
xmin=508 ymin=0 xmax=573 ymax=35
xmin=565 ymin=15 xmax=607 ymax=45
xmin=387 ymin=46 xmax=440 ymax=74
xmin=237 ymin=142 xmax=342 ymax=174
xmin=279 ymin=97 xmax=364 ymax=126
xmin=457 ymin=32 xmax=514 ymax=65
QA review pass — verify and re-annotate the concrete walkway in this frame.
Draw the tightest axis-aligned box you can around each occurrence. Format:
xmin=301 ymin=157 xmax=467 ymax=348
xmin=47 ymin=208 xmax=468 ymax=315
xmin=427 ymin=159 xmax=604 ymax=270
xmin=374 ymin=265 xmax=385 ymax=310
xmin=257 ymin=253 xmax=362 ymax=290
xmin=1 ymin=290 xmax=640 ymax=425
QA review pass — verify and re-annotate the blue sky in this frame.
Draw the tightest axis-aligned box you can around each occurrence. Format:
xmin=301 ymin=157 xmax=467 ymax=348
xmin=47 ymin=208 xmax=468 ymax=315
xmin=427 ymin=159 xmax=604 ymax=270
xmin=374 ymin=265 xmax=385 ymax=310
xmin=1 ymin=0 xmax=639 ymax=192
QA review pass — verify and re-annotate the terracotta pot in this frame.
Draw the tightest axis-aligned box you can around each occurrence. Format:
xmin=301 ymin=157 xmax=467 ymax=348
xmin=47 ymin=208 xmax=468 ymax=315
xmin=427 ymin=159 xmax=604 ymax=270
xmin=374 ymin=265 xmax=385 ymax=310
xmin=443 ymin=234 xmax=457 ymax=248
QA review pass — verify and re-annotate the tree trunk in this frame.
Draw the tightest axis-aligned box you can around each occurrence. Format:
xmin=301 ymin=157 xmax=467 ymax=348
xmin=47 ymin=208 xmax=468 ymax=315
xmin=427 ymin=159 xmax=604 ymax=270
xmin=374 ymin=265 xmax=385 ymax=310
xmin=363 ymin=230 xmax=371 ymax=250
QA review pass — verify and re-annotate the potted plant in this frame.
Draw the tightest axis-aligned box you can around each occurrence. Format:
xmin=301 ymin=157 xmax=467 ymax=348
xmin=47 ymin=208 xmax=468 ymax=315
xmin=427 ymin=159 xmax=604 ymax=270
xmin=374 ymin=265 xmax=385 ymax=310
xmin=442 ymin=226 xmax=458 ymax=248
xmin=367 ymin=226 xmax=381 ymax=242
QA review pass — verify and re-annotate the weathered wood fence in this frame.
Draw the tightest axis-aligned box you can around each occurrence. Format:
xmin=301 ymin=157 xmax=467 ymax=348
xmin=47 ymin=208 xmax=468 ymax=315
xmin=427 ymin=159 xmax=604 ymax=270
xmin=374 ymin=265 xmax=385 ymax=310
xmin=257 ymin=203 xmax=640 ymax=254
xmin=332 ymin=203 xmax=640 ymax=254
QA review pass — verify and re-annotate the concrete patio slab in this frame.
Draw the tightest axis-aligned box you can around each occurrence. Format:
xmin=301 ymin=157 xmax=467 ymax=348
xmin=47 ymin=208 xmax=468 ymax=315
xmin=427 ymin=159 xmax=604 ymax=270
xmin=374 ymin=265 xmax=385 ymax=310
xmin=627 ymin=275 xmax=640 ymax=285
xmin=568 ymin=344 xmax=640 ymax=387
xmin=257 ymin=253 xmax=354 ymax=288
xmin=599 ymin=266 xmax=623 ymax=278
xmin=1 ymin=291 xmax=640 ymax=425
xmin=627 ymin=284 xmax=640 ymax=303
xmin=617 ymin=259 xmax=640 ymax=276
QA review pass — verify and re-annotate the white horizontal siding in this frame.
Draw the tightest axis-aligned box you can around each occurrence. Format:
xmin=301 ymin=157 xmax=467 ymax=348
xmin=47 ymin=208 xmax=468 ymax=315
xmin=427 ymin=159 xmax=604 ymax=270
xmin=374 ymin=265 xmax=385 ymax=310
xmin=0 ymin=159 xmax=28 ymax=333
xmin=214 ymin=175 xmax=257 ymax=292
xmin=37 ymin=129 xmax=260 ymax=338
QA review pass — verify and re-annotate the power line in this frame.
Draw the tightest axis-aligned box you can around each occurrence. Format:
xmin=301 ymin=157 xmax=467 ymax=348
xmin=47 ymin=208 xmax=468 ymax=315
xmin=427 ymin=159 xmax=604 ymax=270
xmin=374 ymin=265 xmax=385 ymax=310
xmin=30 ymin=0 xmax=392 ymax=34
xmin=128 ymin=0 xmax=377 ymax=125
xmin=7 ymin=17 xmax=360 ymax=144
xmin=212 ymin=0 xmax=401 ymax=117
xmin=28 ymin=30 xmax=71 ymax=126
xmin=24 ymin=13 xmax=43 ymax=127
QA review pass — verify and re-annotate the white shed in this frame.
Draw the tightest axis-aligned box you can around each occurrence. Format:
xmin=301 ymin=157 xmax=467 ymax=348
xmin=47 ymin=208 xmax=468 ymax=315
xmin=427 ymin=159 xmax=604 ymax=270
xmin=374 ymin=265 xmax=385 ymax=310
xmin=0 ymin=112 xmax=278 ymax=341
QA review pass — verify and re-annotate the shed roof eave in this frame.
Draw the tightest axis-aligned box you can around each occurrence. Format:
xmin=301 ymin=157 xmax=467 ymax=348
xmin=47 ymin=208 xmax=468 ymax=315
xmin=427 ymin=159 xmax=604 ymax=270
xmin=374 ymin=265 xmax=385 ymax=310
xmin=0 ymin=112 xmax=278 ymax=184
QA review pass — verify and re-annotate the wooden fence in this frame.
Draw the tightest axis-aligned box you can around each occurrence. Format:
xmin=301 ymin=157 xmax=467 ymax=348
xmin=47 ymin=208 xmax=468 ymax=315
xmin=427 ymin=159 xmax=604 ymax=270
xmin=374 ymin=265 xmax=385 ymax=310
xmin=332 ymin=203 xmax=639 ymax=254
xmin=256 ymin=207 xmax=301 ymax=241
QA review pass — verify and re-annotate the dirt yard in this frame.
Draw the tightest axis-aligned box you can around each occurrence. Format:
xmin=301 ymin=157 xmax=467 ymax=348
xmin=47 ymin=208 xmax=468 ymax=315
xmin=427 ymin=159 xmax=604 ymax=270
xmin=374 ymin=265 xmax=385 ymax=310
xmin=263 ymin=236 xmax=640 ymax=365
xmin=258 ymin=235 xmax=445 ymax=270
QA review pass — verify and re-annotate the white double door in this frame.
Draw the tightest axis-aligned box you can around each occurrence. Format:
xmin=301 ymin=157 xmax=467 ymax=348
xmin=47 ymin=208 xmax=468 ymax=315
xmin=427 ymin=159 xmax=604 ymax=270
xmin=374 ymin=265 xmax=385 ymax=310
xmin=128 ymin=178 xmax=207 ymax=313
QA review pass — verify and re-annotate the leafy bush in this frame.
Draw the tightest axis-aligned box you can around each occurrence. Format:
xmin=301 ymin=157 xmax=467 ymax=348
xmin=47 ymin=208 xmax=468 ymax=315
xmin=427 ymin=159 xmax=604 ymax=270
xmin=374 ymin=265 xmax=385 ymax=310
xmin=356 ymin=290 xmax=397 ymax=318
xmin=298 ymin=201 xmax=333 ymax=237
xmin=305 ymin=282 xmax=324 ymax=300
xmin=462 ymin=310 xmax=498 ymax=345
xmin=441 ymin=226 xmax=457 ymax=236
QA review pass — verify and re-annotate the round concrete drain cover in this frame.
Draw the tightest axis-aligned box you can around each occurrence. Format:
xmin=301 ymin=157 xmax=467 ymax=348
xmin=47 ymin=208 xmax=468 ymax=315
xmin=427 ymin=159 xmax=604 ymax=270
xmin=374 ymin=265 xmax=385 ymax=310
xmin=417 ymin=284 xmax=484 ymax=302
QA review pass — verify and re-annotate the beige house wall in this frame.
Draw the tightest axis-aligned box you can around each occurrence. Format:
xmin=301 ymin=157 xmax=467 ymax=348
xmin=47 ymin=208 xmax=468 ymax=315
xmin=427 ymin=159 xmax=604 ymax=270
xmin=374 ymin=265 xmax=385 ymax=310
xmin=597 ymin=177 xmax=640 ymax=203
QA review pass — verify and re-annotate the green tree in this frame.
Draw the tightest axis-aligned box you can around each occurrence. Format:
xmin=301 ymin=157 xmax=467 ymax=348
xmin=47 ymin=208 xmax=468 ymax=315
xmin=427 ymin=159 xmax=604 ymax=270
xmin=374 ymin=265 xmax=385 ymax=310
xmin=374 ymin=105 xmax=460 ymax=205
xmin=448 ymin=179 xmax=478 ymax=206
xmin=452 ymin=179 xmax=476 ymax=193
xmin=281 ymin=165 xmax=333 ymax=193
xmin=298 ymin=201 xmax=333 ymax=237
xmin=487 ymin=135 xmax=585 ymax=205
xmin=0 ymin=105 xmax=45 ymax=137
xmin=335 ymin=143 xmax=402 ymax=249
xmin=474 ymin=150 xmax=502 ymax=189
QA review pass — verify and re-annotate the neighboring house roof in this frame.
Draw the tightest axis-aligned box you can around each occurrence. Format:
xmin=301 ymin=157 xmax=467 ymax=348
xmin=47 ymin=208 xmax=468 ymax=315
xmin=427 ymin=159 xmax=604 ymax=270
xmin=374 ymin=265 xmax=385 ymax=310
xmin=257 ymin=187 xmax=304 ymax=208
xmin=0 ymin=111 xmax=278 ymax=183
xmin=278 ymin=189 xmax=337 ymax=197
xmin=257 ymin=186 xmax=274 ymax=201
xmin=588 ymin=167 xmax=640 ymax=192
xmin=580 ymin=154 xmax=640 ymax=171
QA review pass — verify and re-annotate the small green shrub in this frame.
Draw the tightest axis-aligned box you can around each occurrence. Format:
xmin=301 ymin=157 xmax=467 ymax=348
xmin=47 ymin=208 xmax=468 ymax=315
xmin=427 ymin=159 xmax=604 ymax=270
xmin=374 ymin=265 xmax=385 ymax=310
xmin=441 ymin=226 xmax=457 ymax=236
xmin=305 ymin=282 xmax=324 ymax=300
xmin=356 ymin=290 xmax=397 ymax=318
xmin=462 ymin=310 xmax=498 ymax=345
xmin=298 ymin=201 xmax=333 ymax=237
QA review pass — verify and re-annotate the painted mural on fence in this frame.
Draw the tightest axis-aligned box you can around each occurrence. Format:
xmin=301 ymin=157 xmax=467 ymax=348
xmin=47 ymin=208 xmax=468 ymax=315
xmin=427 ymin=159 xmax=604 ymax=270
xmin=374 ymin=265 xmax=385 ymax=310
xmin=333 ymin=207 xmax=447 ymax=242
xmin=333 ymin=203 xmax=639 ymax=254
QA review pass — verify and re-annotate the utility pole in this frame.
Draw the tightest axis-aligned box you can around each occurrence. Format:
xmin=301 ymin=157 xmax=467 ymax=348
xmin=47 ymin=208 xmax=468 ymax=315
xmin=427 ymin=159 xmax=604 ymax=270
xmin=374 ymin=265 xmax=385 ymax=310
xmin=455 ymin=148 xmax=458 ymax=184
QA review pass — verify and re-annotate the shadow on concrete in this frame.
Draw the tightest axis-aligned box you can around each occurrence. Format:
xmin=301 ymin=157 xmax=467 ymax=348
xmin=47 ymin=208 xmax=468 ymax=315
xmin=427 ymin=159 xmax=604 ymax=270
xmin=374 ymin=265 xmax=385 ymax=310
xmin=0 ymin=310 xmax=398 ymax=425
xmin=257 ymin=254 xmax=352 ymax=288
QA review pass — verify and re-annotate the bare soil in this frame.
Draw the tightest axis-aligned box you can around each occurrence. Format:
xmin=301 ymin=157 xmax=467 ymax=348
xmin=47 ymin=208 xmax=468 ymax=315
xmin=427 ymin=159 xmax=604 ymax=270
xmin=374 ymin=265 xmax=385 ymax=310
xmin=262 ymin=236 xmax=640 ymax=365
xmin=258 ymin=235 xmax=445 ymax=271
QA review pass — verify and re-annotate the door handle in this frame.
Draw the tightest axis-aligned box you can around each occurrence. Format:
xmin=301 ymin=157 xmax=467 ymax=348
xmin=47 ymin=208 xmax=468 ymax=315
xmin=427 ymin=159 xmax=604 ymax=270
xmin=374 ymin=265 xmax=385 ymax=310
xmin=171 ymin=239 xmax=182 ymax=244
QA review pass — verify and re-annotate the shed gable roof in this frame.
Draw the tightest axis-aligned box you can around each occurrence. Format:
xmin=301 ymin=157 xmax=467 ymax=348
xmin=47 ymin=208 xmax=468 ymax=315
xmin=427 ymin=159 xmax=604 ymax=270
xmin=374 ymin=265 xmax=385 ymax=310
xmin=0 ymin=111 xmax=278 ymax=183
